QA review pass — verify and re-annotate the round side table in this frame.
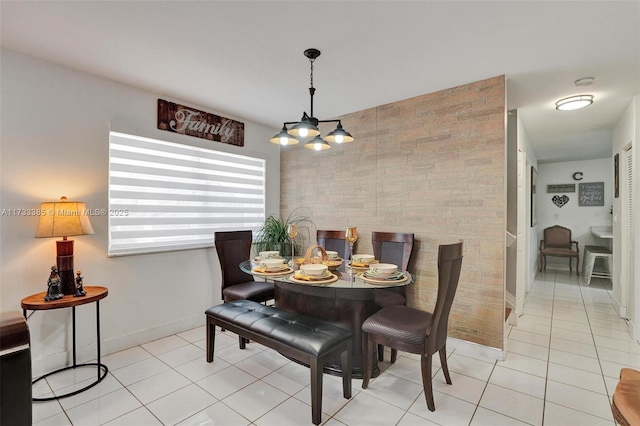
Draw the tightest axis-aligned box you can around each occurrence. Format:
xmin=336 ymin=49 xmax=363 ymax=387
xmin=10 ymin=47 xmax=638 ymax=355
xmin=21 ymin=286 xmax=109 ymax=401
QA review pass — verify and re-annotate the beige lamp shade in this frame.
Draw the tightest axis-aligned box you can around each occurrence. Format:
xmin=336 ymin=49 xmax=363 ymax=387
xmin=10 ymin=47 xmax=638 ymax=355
xmin=35 ymin=197 xmax=95 ymax=238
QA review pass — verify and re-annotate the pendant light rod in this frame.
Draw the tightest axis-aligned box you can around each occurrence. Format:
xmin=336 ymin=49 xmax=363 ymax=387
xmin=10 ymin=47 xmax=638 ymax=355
xmin=305 ymin=48 xmax=320 ymax=120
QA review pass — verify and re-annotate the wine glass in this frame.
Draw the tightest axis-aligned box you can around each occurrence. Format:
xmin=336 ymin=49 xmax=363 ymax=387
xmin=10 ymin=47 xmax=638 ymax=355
xmin=287 ymin=224 xmax=298 ymax=268
xmin=345 ymin=227 xmax=358 ymax=272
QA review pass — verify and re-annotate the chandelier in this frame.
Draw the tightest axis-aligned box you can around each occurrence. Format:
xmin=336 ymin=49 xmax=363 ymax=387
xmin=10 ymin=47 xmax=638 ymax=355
xmin=270 ymin=48 xmax=354 ymax=150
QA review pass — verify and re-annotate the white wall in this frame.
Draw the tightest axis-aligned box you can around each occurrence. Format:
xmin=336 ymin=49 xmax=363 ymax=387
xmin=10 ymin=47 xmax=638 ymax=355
xmin=0 ymin=49 xmax=281 ymax=374
xmin=536 ymin=158 xmax=613 ymax=269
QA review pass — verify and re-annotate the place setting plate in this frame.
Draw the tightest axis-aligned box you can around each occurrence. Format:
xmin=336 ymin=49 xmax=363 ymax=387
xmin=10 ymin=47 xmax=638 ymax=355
xmin=251 ymin=265 xmax=294 ymax=277
xmin=251 ymin=257 xmax=286 ymax=268
xmin=346 ymin=260 xmax=378 ymax=272
xmin=289 ymin=270 xmax=339 ymax=285
xmin=359 ymin=270 xmax=408 ymax=285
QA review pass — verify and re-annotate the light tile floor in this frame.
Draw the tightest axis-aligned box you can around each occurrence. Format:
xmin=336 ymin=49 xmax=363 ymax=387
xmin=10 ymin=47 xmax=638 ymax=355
xmin=32 ymin=269 xmax=639 ymax=425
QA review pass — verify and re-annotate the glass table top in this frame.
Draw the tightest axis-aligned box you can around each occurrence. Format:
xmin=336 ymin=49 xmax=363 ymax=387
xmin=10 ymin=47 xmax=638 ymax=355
xmin=239 ymin=260 xmax=413 ymax=289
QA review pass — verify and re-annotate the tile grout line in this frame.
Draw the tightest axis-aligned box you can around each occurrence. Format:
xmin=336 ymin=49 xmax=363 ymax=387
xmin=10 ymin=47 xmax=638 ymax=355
xmin=539 ymin=269 xmax=558 ymax=426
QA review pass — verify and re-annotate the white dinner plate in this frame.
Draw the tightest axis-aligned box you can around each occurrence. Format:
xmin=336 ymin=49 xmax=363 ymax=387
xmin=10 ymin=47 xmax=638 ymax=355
xmin=251 ymin=266 xmax=294 ymax=276
xmin=360 ymin=273 xmax=408 ymax=285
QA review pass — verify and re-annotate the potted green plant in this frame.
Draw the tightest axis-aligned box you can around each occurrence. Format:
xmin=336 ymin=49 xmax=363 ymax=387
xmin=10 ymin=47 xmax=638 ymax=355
xmin=253 ymin=208 xmax=314 ymax=257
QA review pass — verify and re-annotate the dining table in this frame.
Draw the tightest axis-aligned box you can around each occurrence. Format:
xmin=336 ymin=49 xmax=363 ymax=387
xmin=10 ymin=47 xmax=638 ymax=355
xmin=240 ymin=259 xmax=414 ymax=378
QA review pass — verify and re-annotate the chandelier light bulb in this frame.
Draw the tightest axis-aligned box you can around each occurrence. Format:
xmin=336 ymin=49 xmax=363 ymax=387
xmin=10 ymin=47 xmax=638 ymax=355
xmin=299 ymin=128 xmax=309 ymax=137
xmin=314 ymin=142 xmax=322 ymax=151
xmin=324 ymin=123 xmax=354 ymax=144
xmin=270 ymin=126 xmax=299 ymax=145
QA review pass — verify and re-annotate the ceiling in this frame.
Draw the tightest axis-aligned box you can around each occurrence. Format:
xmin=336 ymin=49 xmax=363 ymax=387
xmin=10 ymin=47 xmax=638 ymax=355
xmin=1 ymin=1 xmax=638 ymax=164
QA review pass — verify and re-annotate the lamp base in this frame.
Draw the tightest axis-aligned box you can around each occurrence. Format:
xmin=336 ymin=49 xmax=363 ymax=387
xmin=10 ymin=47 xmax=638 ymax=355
xmin=56 ymin=240 xmax=75 ymax=295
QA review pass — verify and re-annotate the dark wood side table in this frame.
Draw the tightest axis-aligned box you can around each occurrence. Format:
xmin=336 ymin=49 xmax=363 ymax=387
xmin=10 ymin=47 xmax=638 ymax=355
xmin=21 ymin=286 xmax=109 ymax=401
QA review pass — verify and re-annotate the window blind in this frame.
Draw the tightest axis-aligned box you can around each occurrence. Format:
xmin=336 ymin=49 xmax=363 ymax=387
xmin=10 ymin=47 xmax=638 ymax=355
xmin=108 ymin=131 xmax=265 ymax=256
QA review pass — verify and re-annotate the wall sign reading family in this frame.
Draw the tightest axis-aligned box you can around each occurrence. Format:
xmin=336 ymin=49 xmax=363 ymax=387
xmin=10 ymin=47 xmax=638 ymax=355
xmin=157 ymin=99 xmax=244 ymax=146
xmin=579 ymin=182 xmax=605 ymax=206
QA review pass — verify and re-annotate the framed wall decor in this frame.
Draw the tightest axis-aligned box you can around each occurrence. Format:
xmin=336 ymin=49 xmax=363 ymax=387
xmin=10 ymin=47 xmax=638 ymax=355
xmin=579 ymin=182 xmax=605 ymax=206
xmin=614 ymin=153 xmax=619 ymax=198
xmin=547 ymin=184 xmax=575 ymax=193
xmin=531 ymin=166 xmax=537 ymax=227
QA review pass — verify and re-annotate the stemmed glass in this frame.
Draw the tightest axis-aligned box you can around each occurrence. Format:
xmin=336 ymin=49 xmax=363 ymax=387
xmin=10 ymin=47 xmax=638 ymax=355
xmin=287 ymin=224 xmax=298 ymax=268
xmin=345 ymin=227 xmax=358 ymax=273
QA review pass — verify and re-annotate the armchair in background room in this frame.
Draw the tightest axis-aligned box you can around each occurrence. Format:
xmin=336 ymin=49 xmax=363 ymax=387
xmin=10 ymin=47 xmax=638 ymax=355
xmin=539 ymin=225 xmax=580 ymax=274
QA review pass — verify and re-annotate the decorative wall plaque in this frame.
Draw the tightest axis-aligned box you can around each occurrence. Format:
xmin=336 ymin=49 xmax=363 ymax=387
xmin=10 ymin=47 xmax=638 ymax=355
xmin=552 ymin=195 xmax=569 ymax=208
xmin=547 ymin=184 xmax=575 ymax=193
xmin=157 ymin=99 xmax=244 ymax=146
xmin=579 ymin=182 xmax=605 ymax=206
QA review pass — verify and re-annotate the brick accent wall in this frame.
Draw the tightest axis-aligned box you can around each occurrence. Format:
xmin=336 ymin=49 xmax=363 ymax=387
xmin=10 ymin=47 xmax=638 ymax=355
xmin=281 ymin=75 xmax=506 ymax=349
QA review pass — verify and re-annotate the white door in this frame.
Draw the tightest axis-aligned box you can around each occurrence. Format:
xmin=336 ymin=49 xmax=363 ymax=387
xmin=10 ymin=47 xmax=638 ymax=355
xmin=622 ymin=146 xmax=636 ymax=337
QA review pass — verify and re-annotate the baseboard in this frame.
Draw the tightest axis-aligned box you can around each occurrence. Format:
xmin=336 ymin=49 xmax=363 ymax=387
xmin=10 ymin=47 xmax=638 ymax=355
xmin=612 ymin=292 xmax=627 ymax=319
xmin=447 ymin=336 xmax=505 ymax=361
xmin=528 ymin=269 xmax=537 ymax=293
xmin=31 ymin=314 xmax=203 ymax=377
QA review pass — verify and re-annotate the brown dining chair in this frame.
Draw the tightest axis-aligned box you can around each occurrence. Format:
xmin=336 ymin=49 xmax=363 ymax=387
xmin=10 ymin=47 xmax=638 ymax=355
xmin=539 ymin=225 xmax=580 ymax=274
xmin=361 ymin=240 xmax=463 ymax=412
xmin=317 ymin=230 xmax=352 ymax=271
xmin=371 ymin=231 xmax=415 ymax=362
xmin=214 ymin=230 xmax=274 ymax=304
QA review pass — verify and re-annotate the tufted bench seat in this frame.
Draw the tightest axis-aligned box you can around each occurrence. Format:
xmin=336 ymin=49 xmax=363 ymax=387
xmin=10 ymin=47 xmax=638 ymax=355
xmin=612 ymin=368 xmax=640 ymax=426
xmin=205 ymin=300 xmax=353 ymax=425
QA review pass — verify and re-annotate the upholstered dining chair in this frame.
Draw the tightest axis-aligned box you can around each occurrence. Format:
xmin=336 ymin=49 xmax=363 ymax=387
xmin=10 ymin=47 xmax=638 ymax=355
xmin=539 ymin=225 xmax=580 ymax=274
xmin=214 ymin=230 xmax=274 ymax=304
xmin=371 ymin=231 xmax=414 ymax=362
xmin=361 ymin=240 xmax=463 ymax=412
xmin=372 ymin=231 xmax=414 ymax=272
xmin=316 ymin=230 xmax=352 ymax=271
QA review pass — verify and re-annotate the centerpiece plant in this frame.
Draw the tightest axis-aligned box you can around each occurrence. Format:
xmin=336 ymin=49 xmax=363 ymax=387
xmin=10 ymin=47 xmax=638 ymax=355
xmin=253 ymin=208 xmax=314 ymax=257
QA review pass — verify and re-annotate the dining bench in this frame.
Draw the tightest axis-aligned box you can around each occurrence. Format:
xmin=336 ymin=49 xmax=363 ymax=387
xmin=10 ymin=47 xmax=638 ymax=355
xmin=205 ymin=299 xmax=353 ymax=425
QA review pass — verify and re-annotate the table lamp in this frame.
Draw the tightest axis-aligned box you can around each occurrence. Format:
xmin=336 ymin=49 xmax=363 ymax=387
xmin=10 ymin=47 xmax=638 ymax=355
xmin=35 ymin=197 xmax=95 ymax=295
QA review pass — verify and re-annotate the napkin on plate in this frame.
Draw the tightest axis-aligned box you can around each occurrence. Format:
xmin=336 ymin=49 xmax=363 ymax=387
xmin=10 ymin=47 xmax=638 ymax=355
xmin=351 ymin=260 xmax=378 ymax=268
xmin=253 ymin=266 xmax=287 ymax=273
xmin=293 ymin=274 xmax=314 ymax=281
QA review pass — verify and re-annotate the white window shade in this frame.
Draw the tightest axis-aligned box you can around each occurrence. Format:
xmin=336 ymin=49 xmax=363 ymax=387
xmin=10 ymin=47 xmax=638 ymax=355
xmin=108 ymin=131 xmax=265 ymax=256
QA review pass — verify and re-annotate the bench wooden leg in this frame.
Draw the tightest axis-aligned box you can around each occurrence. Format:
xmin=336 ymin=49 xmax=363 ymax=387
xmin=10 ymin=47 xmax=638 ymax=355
xmin=310 ymin=357 xmax=322 ymax=425
xmin=206 ymin=318 xmax=216 ymax=363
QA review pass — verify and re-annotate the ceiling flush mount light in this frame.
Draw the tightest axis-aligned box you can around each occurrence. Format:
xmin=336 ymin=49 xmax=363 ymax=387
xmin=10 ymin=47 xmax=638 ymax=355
xmin=555 ymin=94 xmax=594 ymax=111
xmin=270 ymin=48 xmax=354 ymax=149
xmin=574 ymin=77 xmax=595 ymax=87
